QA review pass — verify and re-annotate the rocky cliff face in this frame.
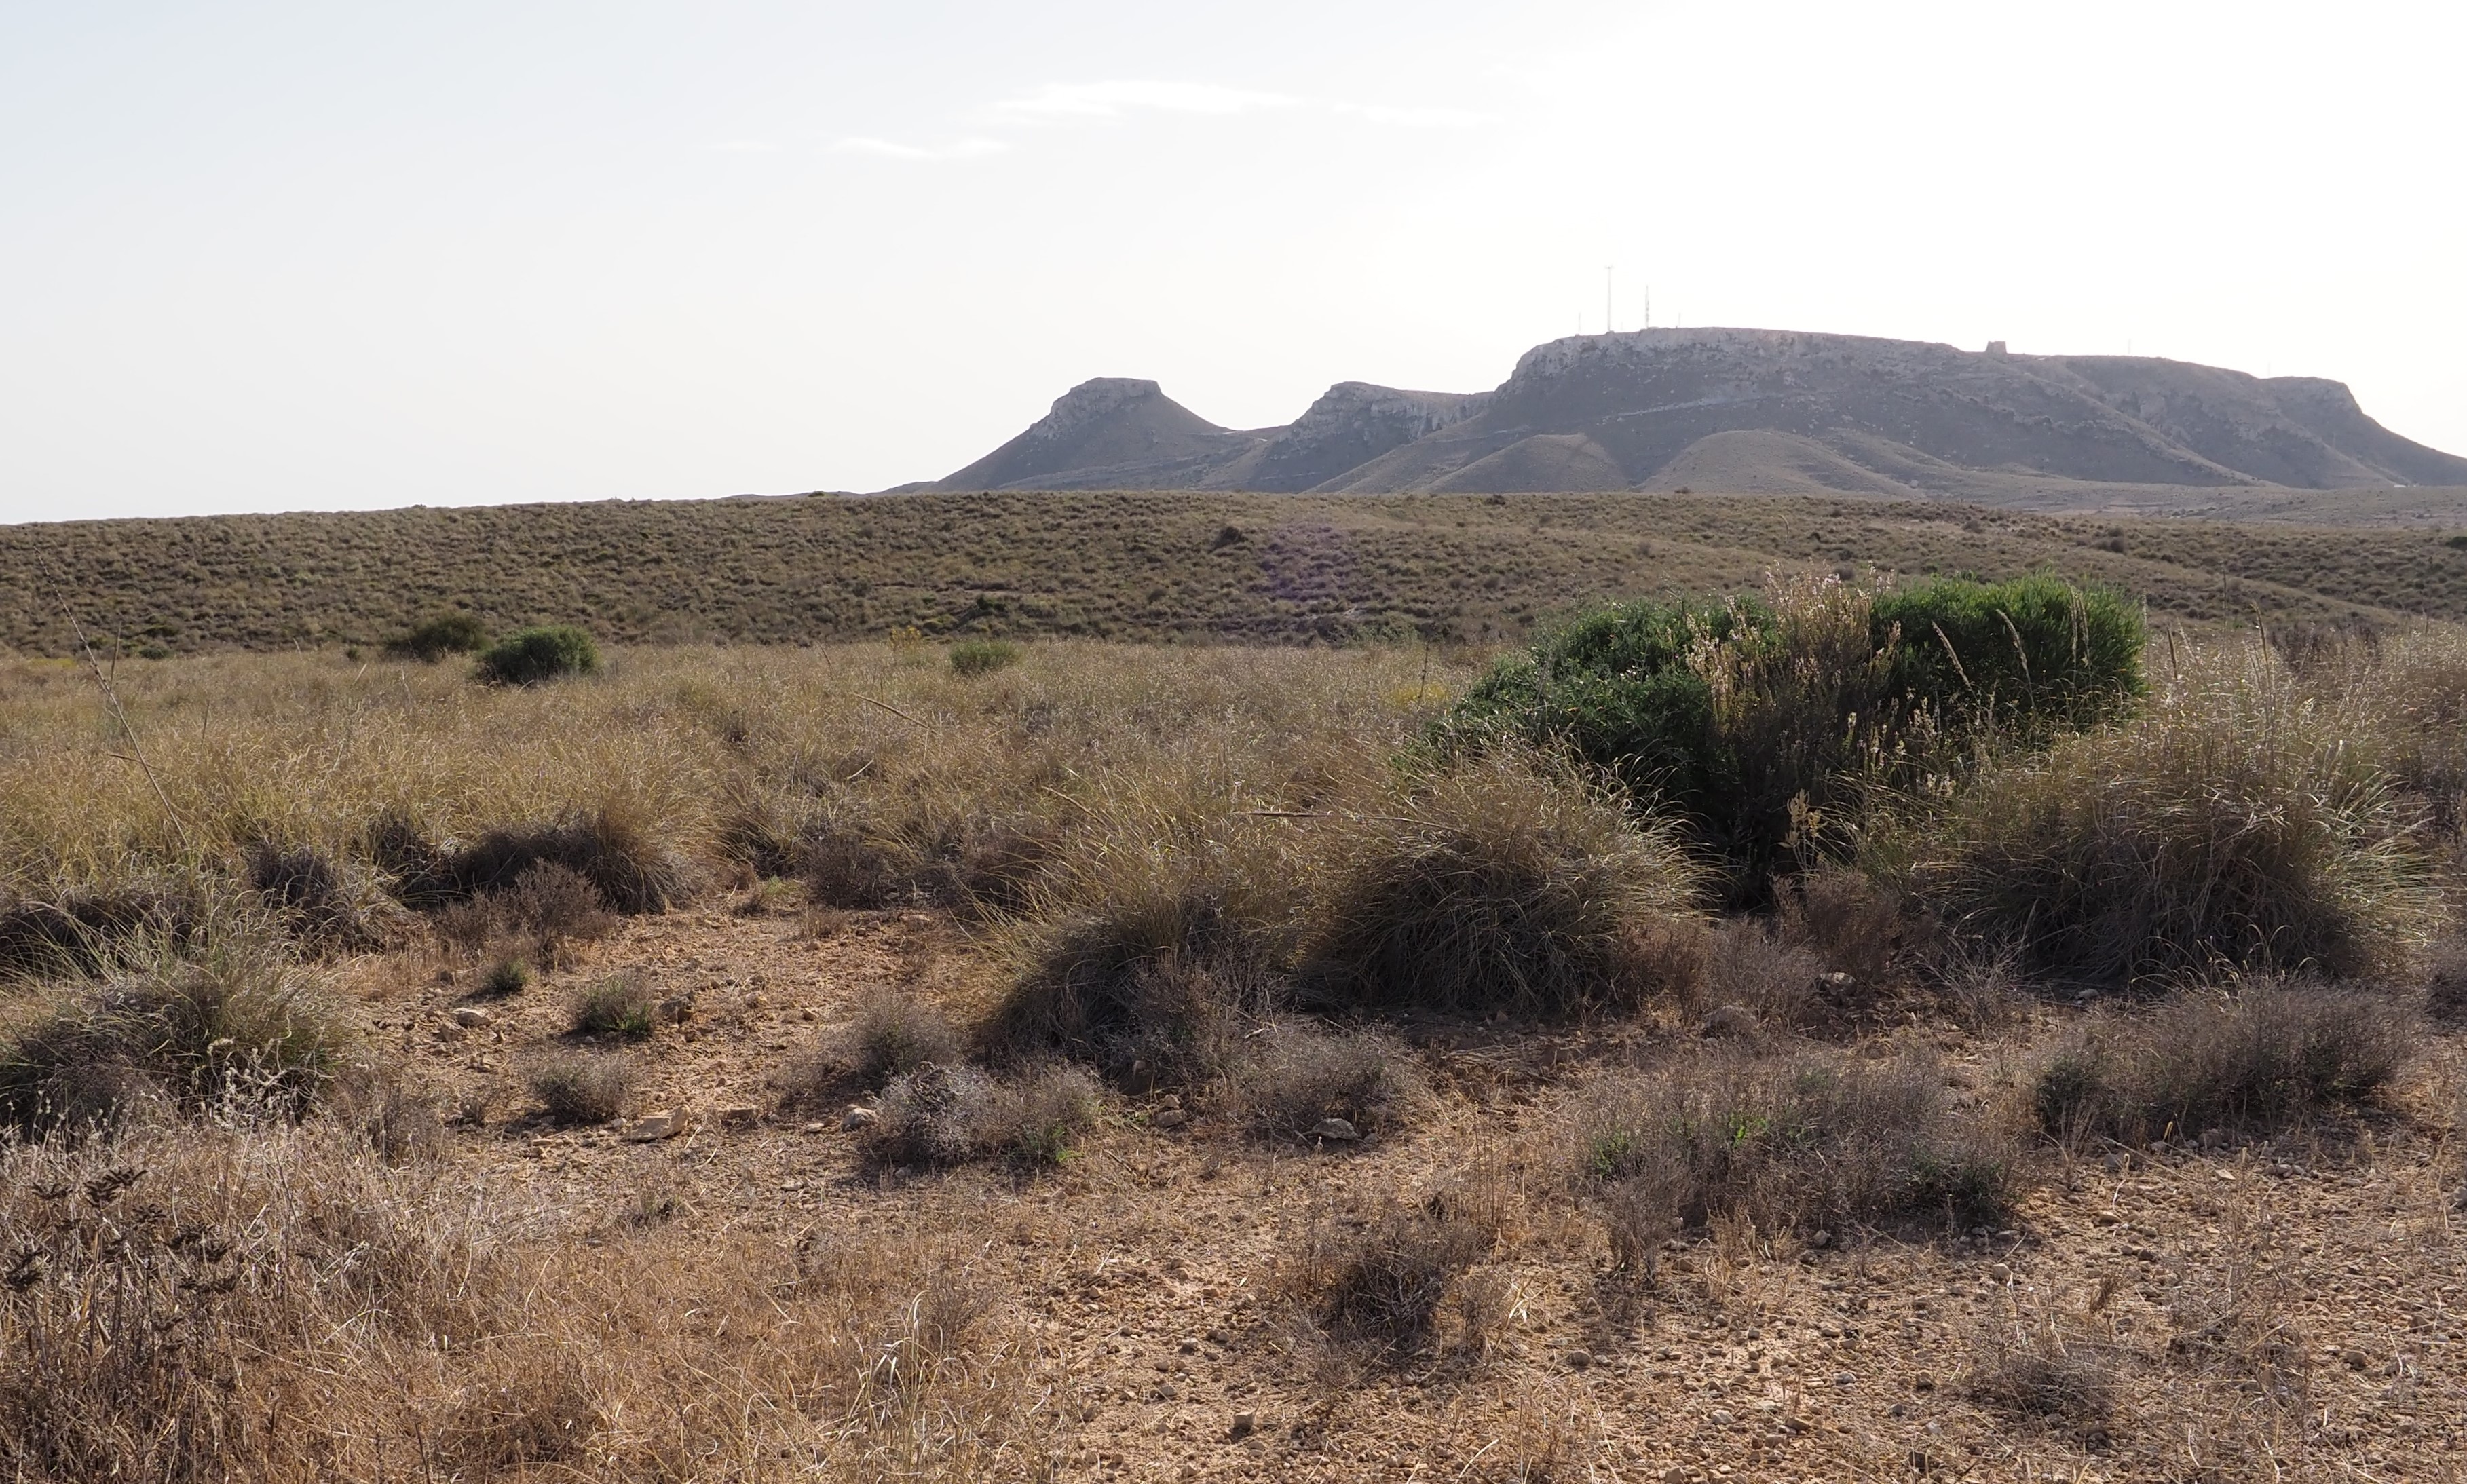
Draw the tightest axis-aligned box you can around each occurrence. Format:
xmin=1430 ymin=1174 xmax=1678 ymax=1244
xmin=913 ymin=332 xmax=2466 ymax=500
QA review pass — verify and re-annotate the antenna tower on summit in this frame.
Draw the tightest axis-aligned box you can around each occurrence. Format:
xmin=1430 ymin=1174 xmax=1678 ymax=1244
xmin=1604 ymin=266 xmax=1613 ymax=334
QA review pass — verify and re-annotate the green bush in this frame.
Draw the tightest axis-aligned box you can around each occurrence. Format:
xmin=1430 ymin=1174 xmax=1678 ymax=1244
xmin=1874 ymin=574 xmax=2145 ymax=738
xmin=475 ymin=626 xmax=600 ymax=686
xmin=385 ymin=611 xmax=491 ymax=662
xmin=1437 ymin=574 xmax=2145 ymax=886
xmin=949 ymin=638 xmax=1022 ymax=677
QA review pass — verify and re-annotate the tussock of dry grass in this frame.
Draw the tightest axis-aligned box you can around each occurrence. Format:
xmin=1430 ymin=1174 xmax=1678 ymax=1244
xmin=1220 ymin=1023 xmax=1425 ymax=1142
xmin=863 ymin=1061 xmax=1102 ymax=1169
xmin=1914 ymin=640 xmax=2442 ymax=985
xmin=1299 ymin=748 xmax=1707 ymax=1016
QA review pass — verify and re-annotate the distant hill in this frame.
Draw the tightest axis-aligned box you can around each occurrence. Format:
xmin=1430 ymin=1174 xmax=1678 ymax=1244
xmin=909 ymin=329 xmax=2467 ymax=508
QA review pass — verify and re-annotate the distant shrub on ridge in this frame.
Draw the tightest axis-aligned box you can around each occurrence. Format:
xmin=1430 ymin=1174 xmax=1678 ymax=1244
xmin=476 ymin=626 xmax=600 ymax=686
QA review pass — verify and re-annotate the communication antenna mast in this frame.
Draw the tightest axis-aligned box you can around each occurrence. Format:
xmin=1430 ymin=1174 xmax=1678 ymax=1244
xmin=1605 ymin=266 xmax=1614 ymax=334
xmin=1644 ymin=285 xmax=1652 ymax=330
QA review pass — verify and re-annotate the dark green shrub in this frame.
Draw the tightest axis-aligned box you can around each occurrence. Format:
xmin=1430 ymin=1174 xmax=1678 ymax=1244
xmin=1435 ymin=574 xmax=2145 ymax=887
xmin=385 ymin=611 xmax=491 ymax=662
xmin=949 ymin=639 xmax=1021 ymax=677
xmin=475 ymin=626 xmax=599 ymax=686
xmin=1874 ymin=575 xmax=2144 ymax=738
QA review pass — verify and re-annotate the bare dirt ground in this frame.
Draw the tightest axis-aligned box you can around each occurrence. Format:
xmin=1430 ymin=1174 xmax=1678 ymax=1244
xmin=362 ymin=904 xmax=2467 ymax=1483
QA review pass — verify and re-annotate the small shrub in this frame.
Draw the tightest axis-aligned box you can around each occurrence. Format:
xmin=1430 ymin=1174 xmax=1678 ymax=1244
xmin=480 ymin=956 xmax=533 ymax=996
xmin=529 ymin=1052 xmax=637 ymax=1124
xmin=1279 ymin=1202 xmax=1489 ymax=1353
xmin=569 ymin=973 xmax=656 ymax=1038
xmin=1572 ymin=1045 xmax=2018 ymax=1234
xmin=1874 ymin=573 xmax=2145 ymax=738
xmin=1919 ymin=643 xmax=2439 ymax=984
xmin=435 ymin=860 xmax=617 ymax=970
xmin=1221 ymin=1024 xmax=1422 ymax=1142
xmin=246 ymin=841 xmax=403 ymax=953
xmin=0 ymin=881 xmax=206 ymax=980
xmin=2031 ymin=981 xmax=2411 ymax=1144
xmin=1775 ymin=862 xmax=1904 ymax=988
xmin=475 ymin=626 xmax=600 ymax=686
xmin=0 ymin=936 xmax=354 ymax=1137
xmin=863 ymin=1061 xmax=1100 ymax=1168
xmin=1298 ymin=749 xmax=1705 ymax=1016
xmin=949 ymin=639 xmax=1022 ymax=677
xmin=844 ymin=987 xmax=962 ymax=1090
xmin=1963 ymin=1310 xmax=2117 ymax=1430
xmin=1697 ymin=921 xmax=1829 ymax=1030
xmin=385 ymin=611 xmax=491 ymax=662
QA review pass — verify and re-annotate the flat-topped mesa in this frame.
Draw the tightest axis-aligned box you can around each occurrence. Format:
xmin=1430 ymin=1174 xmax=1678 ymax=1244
xmin=909 ymin=328 xmax=2467 ymax=499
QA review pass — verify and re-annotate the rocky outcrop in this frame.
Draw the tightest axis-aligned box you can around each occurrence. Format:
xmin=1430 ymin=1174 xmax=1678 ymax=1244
xmin=909 ymin=332 xmax=2465 ymax=500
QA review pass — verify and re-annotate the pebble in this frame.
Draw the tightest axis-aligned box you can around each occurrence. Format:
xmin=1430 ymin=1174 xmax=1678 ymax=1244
xmin=797 ymin=1121 xmax=830 ymax=1135
xmin=1152 ymin=1109 xmax=1190 ymax=1129
xmin=1311 ymin=1118 xmax=1359 ymax=1142
xmin=717 ymin=1105 xmax=762 ymax=1128
xmin=450 ymin=1006 xmax=493 ymax=1029
xmin=1566 ymin=1348 xmax=1592 ymax=1370
xmin=1228 ymin=1411 xmax=1256 ymax=1441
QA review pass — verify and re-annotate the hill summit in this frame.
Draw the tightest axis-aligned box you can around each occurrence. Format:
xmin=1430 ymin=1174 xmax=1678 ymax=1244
xmin=907 ymin=329 xmax=2467 ymax=502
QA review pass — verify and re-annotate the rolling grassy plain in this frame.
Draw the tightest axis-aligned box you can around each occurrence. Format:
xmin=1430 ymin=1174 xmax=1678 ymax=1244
xmin=8 ymin=490 xmax=2467 ymax=656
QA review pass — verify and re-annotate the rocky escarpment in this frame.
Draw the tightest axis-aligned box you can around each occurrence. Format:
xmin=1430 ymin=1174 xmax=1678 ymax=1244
xmin=908 ymin=330 xmax=2466 ymax=501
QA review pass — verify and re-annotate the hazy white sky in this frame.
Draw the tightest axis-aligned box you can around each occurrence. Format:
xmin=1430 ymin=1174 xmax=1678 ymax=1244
xmin=4 ymin=1 xmax=2462 ymax=522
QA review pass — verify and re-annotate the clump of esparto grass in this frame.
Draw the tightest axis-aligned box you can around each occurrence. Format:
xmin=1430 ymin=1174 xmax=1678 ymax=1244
xmin=1298 ymin=747 xmax=1706 ymax=1016
xmin=474 ymin=625 xmax=599 ymax=686
xmin=0 ymin=934 xmax=354 ymax=1137
xmin=1278 ymin=1200 xmax=1490 ymax=1356
xmin=245 ymin=841 xmax=404 ymax=952
xmin=568 ymin=972 xmax=656 ymax=1038
xmin=2031 ymin=980 xmax=2411 ymax=1145
xmin=383 ymin=610 xmax=491 ymax=662
xmin=1696 ymin=920 xmax=1830 ymax=1031
xmin=0 ymin=879 xmax=206 ymax=981
xmin=981 ymin=798 xmax=1304 ymax=1086
xmin=1915 ymin=641 xmax=2440 ymax=985
xmin=862 ymin=1061 xmax=1101 ymax=1169
xmin=842 ymin=986 xmax=962 ymax=1090
xmin=447 ymin=808 xmax=687 ymax=915
xmin=949 ymin=638 xmax=1022 ymax=677
xmin=1573 ymin=1044 xmax=2018 ymax=1236
xmin=529 ymin=1052 xmax=637 ymax=1124
xmin=1774 ymin=862 xmax=1906 ymax=989
xmin=1219 ymin=1023 xmax=1423 ymax=1143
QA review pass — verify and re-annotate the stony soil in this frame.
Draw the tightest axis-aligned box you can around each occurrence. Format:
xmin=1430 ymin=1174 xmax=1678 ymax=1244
xmin=364 ymin=902 xmax=2467 ymax=1483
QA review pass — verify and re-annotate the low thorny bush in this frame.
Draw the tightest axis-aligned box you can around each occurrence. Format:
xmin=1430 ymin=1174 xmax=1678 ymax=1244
xmin=568 ymin=971 xmax=658 ymax=1038
xmin=529 ymin=1051 xmax=639 ymax=1124
xmin=1277 ymin=1199 xmax=1494 ymax=1356
xmin=861 ymin=1061 xmax=1102 ymax=1169
xmin=1218 ymin=1023 xmax=1424 ymax=1143
xmin=1573 ymin=1043 xmax=2019 ymax=1242
xmin=2031 ymin=979 xmax=2413 ymax=1145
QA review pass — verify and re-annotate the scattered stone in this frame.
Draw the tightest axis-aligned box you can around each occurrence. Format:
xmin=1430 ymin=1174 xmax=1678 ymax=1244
xmin=1152 ymin=1108 xmax=1190 ymax=1129
xmin=1990 ymin=1263 xmax=2012 ymax=1283
xmin=1228 ymin=1412 xmax=1256 ymax=1441
xmin=1699 ymin=1003 xmax=1758 ymax=1038
xmin=1810 ymin=1230 xmax=1832 ymax=1249
xmin=798 ymin=1121 xmax=830 ymax=1135
xmin=841 ymin=1105 xmax=880 ymax=1132
xmin=620 ymin=1111 xmax=683 ymax=1143
xmin=1710 ymin=1409 xmax=1737 ymax=1426
xmin=799 ymin=1006 xmax=818 ymax=1021
xmin=717 ymin=1105 xmax=762 ymax=1129
xmin=1311 ymin=1117 xmax=1359 ymax=1143
xmin=1832 ymin=1372 xmax=1857 ymax=1386
xmin=1178 ymin=1339 xmax=1200 ymax=1354
xmin=450 ymin=1006 xmax=493 ymax=1029
xmin=1565 ymin=1348 xmax=1592 ymax=1370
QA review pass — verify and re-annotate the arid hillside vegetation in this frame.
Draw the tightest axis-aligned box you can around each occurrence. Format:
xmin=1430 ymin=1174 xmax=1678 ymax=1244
xmin=9 ymin=490 xmax=2467 ymax=658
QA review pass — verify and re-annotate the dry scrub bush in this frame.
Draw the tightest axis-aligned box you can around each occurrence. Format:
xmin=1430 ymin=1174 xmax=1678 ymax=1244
xmin=1279 ymin=1200 xmax=1492 ymax=1356
xmin=1963 ymin=1301 xmax=2119 ymax=1433
xmin=1697 ymin=921 xmax=1830 ymax=1031
xmin=1220 ymin=1023 xmax=1424 ymax=1141
xmin=1300 ymin=748 xmax=1706 ymax=1016
xmin=1573 ymin=1044 xmax=2018 ymax=1239
xmin=0 ymin=879 xmax=206 ymax=981
xmin=242 ymin=841 xmax=404 ymax=952
xmin=1917 ymin=641 xmax=2440 ymax=985
xmin=863 ymin=1061 xmax=1101 ymax=1169
xmin=432 ymin=858 xmax=614 ymax=969
xmin=843 ymin=985 xmax=964 ymax=1090
xmin=2031 ymin=980 xmax=2411 ymax=1145
xmin=0 ymin=935 xmax=352 ymax=1138
xmin=0 ymin=1115 xmax=1062 ymax=1481
xmin=529 ymin=1052 xmax=639 ymax=1124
